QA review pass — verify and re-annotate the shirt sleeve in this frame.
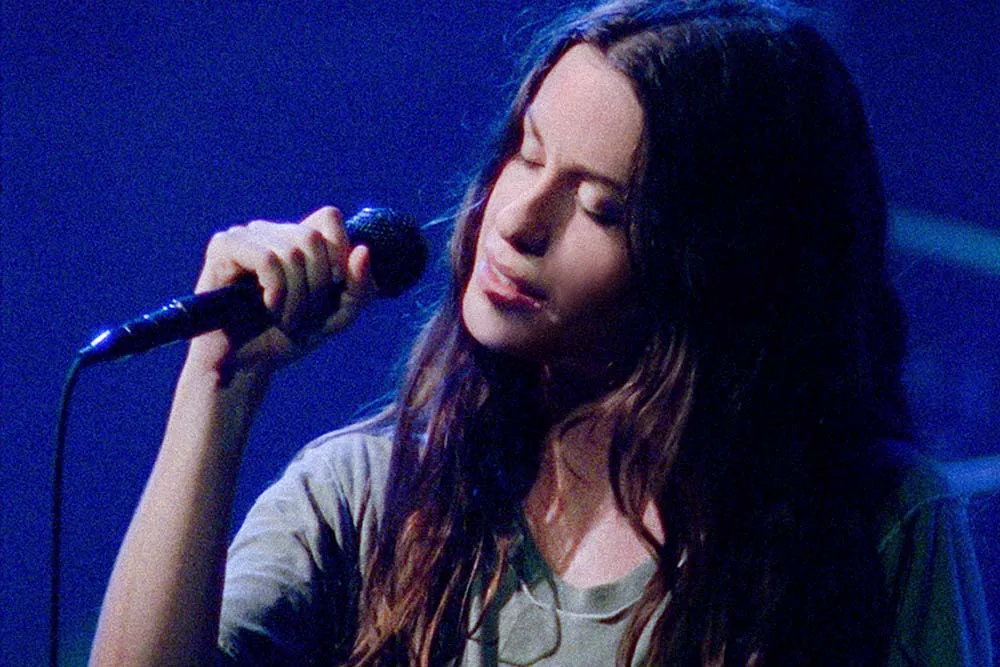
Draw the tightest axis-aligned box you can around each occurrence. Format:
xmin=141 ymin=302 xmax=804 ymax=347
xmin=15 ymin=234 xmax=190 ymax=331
xmin=216 ymin=427 xmax=392 ymax=666
xmin=878 ymin=464 xmax=993 ymax=667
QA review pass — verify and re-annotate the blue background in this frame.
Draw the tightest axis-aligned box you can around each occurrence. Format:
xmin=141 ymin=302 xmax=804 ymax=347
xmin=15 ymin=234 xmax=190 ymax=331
xmin=2 ymin=2 xmax=997 ymax=664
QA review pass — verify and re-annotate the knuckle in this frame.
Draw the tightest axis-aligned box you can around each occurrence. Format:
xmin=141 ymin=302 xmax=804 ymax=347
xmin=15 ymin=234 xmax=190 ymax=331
xmin=206 ymin=230 xmax=228 ymax=251
xmin=307 ymin=207 xmax=345 ymax=237
xmin=210 ymin=225 xmax=240 ymax=244
xmin=314 ymin=205 xmax=341 ymax=220
xmin=205 ymin=228 xmax=239 ymax=260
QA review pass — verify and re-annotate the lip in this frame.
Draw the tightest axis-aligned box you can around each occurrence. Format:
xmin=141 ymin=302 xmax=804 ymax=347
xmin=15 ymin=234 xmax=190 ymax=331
xmin=476 ymin=250 xmax=546 ymax=311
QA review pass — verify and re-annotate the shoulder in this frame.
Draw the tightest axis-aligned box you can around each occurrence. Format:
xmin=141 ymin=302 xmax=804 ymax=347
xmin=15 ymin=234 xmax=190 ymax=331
xmin=871 ymin=439 xmax=955 ymax=552
xmin=872 ymin=441 xmax=994 ymax=667
xmin=227 ymin=415 xmax=397 ymax=567
xmin=278 ymin=416 xmax=396 ymax=521
xmin=218 ymin=417 xmax=397 ymax=664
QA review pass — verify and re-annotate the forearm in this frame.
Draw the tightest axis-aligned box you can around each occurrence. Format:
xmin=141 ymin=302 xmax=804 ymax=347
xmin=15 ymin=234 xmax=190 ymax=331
xmin=90 ymin=207 xmax=370 ymax=665
xmin=90 ymin=358 xmax=268 ymax=667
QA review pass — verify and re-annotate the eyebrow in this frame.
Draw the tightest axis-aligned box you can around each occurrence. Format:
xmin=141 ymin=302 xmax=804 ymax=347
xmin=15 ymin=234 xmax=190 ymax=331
xmin=523 ymin=107 xmax=630 ymax=197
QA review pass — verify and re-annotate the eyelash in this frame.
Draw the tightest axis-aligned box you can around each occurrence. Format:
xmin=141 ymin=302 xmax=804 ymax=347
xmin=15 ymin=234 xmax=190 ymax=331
xmin=586 ymin=206 xmax=624 ymax=227
xmin=513 ymin=137 xmax=624 ymax=226
xmin=517 ymin=145 xmax=543 ymax=168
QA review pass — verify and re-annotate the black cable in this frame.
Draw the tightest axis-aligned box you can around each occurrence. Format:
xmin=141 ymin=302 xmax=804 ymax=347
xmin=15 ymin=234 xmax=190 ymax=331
xmin=51 ymin=353 xmax=88 ymax=667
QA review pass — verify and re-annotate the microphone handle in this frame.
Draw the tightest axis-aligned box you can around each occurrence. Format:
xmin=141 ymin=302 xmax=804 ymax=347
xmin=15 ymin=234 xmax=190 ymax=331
xmin=76 ymin=207 xmax=424 ymax=366
xmin=78 ymin=280 xmax=284 ymax=365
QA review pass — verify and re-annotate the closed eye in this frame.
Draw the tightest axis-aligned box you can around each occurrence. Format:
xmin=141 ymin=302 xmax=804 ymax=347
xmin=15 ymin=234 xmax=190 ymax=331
xmin=578 ymin=182 xmax=626 ymax=227
xmin=516 ymin=147 xmax=544 ymax=168
xmin=518 ymin=110 xmax=546 ymax=167
xmin=584 ymin=205 xmax=625 ymax=227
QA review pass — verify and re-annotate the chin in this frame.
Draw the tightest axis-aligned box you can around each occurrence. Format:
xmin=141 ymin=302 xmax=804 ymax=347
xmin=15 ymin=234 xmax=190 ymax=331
xmin=461 ymin=287 xmax=549 ymax=361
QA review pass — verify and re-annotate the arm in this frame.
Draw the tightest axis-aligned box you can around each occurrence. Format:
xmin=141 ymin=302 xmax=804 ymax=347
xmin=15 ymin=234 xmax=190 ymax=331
xmin=89 ymin=361 xmax=261 ymax=666
xmin=90 ymin=207 xmax=372 ymax=667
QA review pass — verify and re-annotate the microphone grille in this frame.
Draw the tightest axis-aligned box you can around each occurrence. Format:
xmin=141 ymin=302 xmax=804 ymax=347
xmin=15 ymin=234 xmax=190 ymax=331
xmin=345 ymin=207 xmax=428 ymax=297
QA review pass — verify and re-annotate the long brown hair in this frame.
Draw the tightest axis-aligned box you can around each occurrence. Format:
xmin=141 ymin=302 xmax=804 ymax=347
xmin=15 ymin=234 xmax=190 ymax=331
xmin=349 ymin=1 xmax=909 ymax=664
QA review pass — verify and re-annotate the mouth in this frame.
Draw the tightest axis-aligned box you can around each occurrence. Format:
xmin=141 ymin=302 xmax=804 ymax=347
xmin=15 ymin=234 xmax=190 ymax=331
xmin=476 ymin=251 xmax=546 ymax=311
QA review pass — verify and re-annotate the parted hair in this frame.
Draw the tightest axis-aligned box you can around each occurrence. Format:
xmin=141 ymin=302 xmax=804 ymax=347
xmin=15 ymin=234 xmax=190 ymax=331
xmin=348 ymin=1 xmax=909 ymax=664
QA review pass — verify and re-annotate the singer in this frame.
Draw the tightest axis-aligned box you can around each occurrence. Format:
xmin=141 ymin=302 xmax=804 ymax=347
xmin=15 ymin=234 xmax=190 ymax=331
xmin=90 ymin=1 xmax=991 ymax=665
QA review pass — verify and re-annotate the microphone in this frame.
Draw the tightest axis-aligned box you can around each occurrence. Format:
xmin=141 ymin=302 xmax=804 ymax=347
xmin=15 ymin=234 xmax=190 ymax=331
xmin=78 ymin=207 xmax=427 ymax=365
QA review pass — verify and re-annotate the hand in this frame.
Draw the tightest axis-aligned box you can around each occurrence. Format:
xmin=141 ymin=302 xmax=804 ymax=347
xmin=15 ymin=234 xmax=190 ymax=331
xmin=187 ymin=206 xmax=373 ymax=379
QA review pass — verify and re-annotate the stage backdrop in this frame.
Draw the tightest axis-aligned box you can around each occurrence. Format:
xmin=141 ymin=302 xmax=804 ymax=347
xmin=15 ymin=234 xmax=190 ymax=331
xmin=2 ymin=2 xmax=997 ymax=664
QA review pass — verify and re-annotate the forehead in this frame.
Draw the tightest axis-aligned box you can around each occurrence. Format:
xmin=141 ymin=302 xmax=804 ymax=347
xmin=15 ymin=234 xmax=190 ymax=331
xmin=527 ymin=44 xmax=644 ymax=185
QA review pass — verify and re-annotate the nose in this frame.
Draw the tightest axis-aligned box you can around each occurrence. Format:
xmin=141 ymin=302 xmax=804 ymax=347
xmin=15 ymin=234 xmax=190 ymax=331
xmin=494 ymin=172 xmax=570 ymax=257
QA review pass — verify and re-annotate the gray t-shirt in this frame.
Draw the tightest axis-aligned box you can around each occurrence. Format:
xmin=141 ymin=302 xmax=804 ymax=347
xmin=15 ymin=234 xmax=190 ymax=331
xmin=216 ymin=426 xmax=991 ymax=666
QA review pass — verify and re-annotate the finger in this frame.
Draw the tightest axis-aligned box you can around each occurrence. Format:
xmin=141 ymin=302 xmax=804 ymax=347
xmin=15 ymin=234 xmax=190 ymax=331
xmin=244 ymin=221 xmax=310 ymax=331
xmin=254 ymin=224 xmax=336 ymax=329
xmin=301 ymin=206 xmax=348 ymax=244
xmin=344 ymin=243 xmax=374 ymax=303
xmin=297 ymin=207 xmax=355 ymax=330
xmin=320 ymin=244 xmax=373 ymax=335
xmin=275 ymin=208 xmax=354 ymax=329
xmin=301 ymin=206 xmax=350 ymax=281
xmin=197 ymin=225 xmax=290 ymax=316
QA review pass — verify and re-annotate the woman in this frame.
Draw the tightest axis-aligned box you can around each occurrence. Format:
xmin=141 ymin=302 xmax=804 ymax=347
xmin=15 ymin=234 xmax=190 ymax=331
xmin=91 ymin=1 xmax=991 ymax=665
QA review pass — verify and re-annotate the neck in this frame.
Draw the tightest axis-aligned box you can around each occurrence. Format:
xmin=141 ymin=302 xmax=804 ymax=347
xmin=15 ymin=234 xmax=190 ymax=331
xmin=544 ymin=411 xmax=613 ymax=487
xmin=539 ymin=356 xmax=632 ymax=422
xmin=525 ymin=411 xmax=665 ymax=586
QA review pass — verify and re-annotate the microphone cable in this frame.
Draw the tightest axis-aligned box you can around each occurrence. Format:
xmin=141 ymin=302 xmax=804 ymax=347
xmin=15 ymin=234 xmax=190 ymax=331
xmin=50 ymin=352 xmax=88 ymax=667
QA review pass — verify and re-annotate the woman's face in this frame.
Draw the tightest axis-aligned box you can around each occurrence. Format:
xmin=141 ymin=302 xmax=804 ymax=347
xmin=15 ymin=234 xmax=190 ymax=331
xmin=462 ymin=44 xmax=645 ymax=369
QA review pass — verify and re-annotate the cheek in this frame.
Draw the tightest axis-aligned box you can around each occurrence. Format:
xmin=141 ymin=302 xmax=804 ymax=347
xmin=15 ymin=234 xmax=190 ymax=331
xmin=553 ymin=234 xmax=632 ymax=314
